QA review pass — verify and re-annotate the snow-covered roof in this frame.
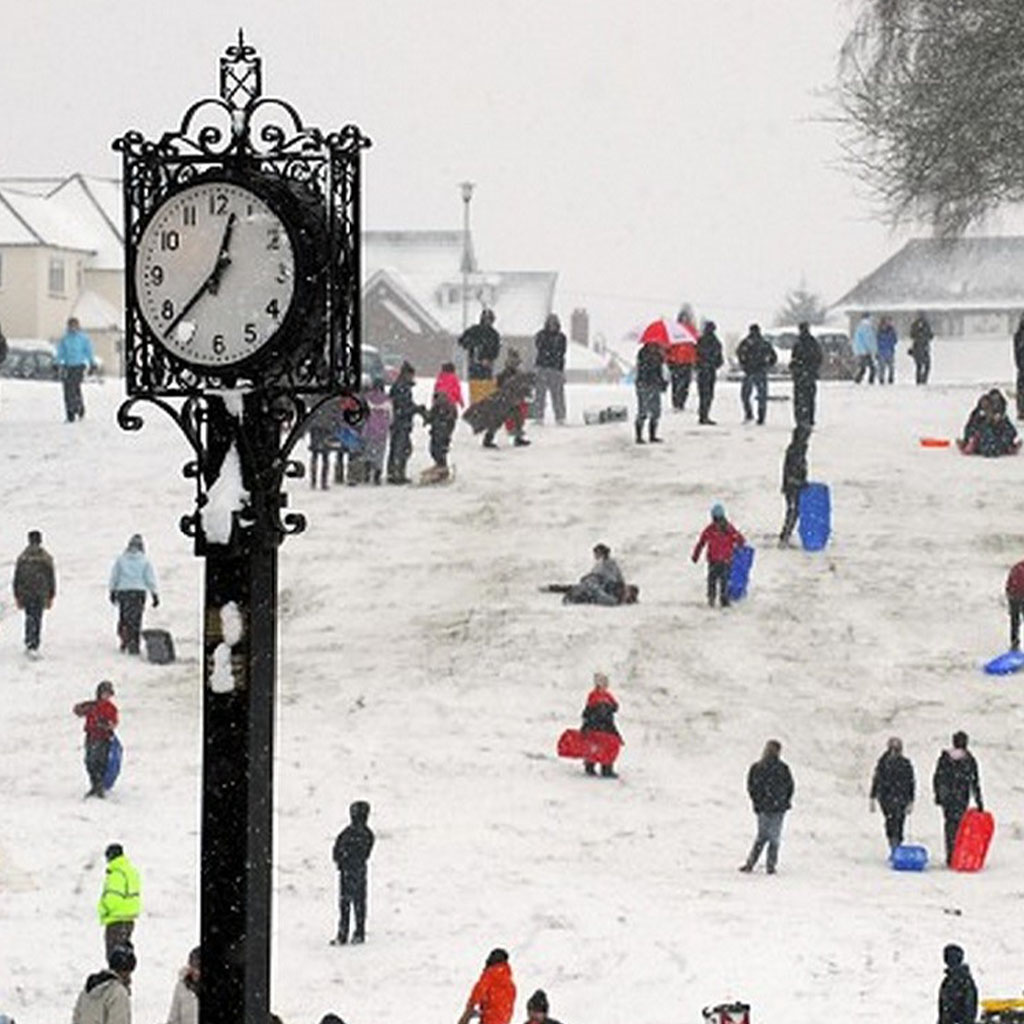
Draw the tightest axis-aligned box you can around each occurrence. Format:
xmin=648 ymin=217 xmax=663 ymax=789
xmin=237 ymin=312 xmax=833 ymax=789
xmin=834 ymin=236 xmax=1024 ymax=311
xmin=363 ymin=229 xmax=474 ymax=280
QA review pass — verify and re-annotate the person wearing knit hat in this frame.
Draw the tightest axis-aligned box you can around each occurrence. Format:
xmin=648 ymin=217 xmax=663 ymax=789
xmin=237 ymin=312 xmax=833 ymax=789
xmin=525 ymin=990 xmax=563 ymax=1024
xmin=937 ymin=944 xmax=977 ymax=1024
xmin=108 ymin=534 xmax=159 ymax=655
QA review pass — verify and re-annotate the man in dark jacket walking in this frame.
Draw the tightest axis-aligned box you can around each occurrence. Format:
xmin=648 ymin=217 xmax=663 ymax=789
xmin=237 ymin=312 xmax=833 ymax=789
xmin=937 ymin=944 xmax=977 ymax=1024
xmin=932 ymin=731 xmax=983 ymax=866
xmin=910 ymin=312 xmax=934 ymax=386
xmin=870 ymin=736 xmax=915 ymax=851
xmin=1014 ymin=312 xmax=1024 ymax=420
xmin=696 ymin=320 xmax=723 ymax=425
xmin=12 ymin=529 xmax=56 ymax=656
xmin=739 ymin=739 xmax=794 ymax=874
xmin=634 ymin=342 xmax=666 ymax=444
xmin=386 ymin=361 xmax=422 ymax=484
xmin=789 ymin=322 xmax=822 ymax=426
xmin=331 ymin=800 xmax=375 ymax=945
xmin=532 ymin=314 xmax=567 ymax=424
xmin=736 ymin=324 xmax=777 ymax=424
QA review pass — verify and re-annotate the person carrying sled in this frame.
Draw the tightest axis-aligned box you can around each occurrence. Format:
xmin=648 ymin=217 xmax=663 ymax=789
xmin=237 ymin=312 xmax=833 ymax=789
xmin=73 ymin=680 xmax=118 ymax=799
xmin=109 ymin=534 xmax=159 ymax=655
xmin=457 ymin=948 xmax=516 ymax=1024
xmin=580 ymin=672 xmax=622 ymax=778
xmin=735 ymin=323 xmax=777 ymax=424
xmin=870 ymin=736 xmax=915 ymax=852
xmin=1006 ymin=559 xmax=1024 ymax=652
xmin=97 ymin=843 xmax=141 ymax=958
xmin=937 ymin=944 xmax=977 ymax=1024
xmin=524 ymin=990 xmax=563 ymax=1024
xmin=779 ymin=425 xmax=811 ymax=547
xmin=493 ymin=348 xmax=531 ymax=448
xmin=162 ymin=946 xmax=199 ymax=1024
xmin=932 ymin=731 xmax=983 ymax=866
xmin=71 ymin=943 xmax=135 ymax=1024
xmin=331 ymin=800 xmax=375 ymax=945
xmin=691 ymin=504 xmax=745 ymax=608
xmin=696 ymin=319 xmax=724 ymax=425
xmin=790 ymin=322 xmax=822 ymax=426
xmin=739 ymin=739 xmax=794 ymax=875
xmin=12 ymin=528 xmax=56 ymax=656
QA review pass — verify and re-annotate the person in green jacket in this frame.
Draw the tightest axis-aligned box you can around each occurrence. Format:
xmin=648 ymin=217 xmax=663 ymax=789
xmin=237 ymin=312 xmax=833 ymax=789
xmin=98 ymin=844 xmax=141 ymax=958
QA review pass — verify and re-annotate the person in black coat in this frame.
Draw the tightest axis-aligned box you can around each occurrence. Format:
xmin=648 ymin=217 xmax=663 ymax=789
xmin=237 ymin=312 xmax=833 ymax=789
xmin=932 ymin=731 xmax=983 ymax=866
xmin=789 ymin=322 xmax=823 ymax=426
xmin=735 ymin=324 xmax=777 ymax=424
xmin=532 ymin=313 xmax=568 ymax=424
xmin=778 ymin=425 xmax=811 ymax=547
xmin=331 ymin=801 xmax=375 ymax=945
xmin=870 ymin=736 xmax=915 ymax=851
xmin=909 ymin=312 xmax=934 ymax=385
xmin=937 ymin=944 xmax=977 ymax=1024
xmin=386 ymin=361 xmax=424 ymax=484
xmin=458 ymin=309 xmax=501 ymax=409
xmin=1014 ymin=312 xmax=1024 ymax=420
xmin=634 ymin=342 xmax=666 ymax=444
xmin=525 ymin=989 xmax=564 ymax=1024
xmin=739 ymin=740 xmax=794 ymax=874
xmin=696 ymin=320 xmax=724 ymax=425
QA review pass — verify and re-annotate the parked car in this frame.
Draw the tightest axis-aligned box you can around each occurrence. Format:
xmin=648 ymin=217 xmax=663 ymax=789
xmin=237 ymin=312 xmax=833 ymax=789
xmin=361 ymin=344 xmax=386 ymax=389
xmin=0 ymin=343 xmax=106 ymax=382
xmin=727 ymin=324 xmax=856 ymax=381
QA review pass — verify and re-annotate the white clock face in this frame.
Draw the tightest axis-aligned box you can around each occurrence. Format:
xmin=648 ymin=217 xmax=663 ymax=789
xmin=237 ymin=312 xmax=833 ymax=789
xmin=134 ymin=180 xmax=297 ymax=367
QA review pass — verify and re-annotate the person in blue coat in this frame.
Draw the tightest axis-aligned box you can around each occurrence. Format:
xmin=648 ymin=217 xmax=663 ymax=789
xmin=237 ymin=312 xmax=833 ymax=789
xmin=109 ymin=534 xmax=159 ymax=655
xmin=852 ymin=313 xmax=877 ymax=384
xmin=876 ymin=316 xmax=898 ymax=384
xmin=55 ymin=317 xmax=96 ymax=422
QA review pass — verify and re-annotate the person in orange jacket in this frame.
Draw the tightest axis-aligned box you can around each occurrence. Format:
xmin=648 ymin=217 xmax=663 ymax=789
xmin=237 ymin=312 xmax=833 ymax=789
xmin=457 ymin=948 xmax=516 ymax=1024
xmin=691 ymin=503 xmax=745 ymax=608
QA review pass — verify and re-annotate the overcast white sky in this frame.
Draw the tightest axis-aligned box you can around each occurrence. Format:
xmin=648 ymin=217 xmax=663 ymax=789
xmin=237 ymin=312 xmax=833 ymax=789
xmin=4 ymin=0 xmax=912 ymax=340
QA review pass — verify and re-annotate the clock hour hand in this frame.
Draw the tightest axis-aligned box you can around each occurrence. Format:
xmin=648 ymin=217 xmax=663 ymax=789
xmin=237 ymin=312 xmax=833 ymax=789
xmin=162 ymin=213 xmax=237 ymax=340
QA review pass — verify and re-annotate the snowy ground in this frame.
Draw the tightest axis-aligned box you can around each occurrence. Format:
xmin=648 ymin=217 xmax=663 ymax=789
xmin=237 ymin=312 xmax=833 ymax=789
xmin=1 ymin=343 xmax=1023 ymax=1024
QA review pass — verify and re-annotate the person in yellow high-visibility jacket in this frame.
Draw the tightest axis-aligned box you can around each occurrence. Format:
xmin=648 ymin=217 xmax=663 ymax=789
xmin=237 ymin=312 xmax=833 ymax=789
xmin=98 ymin=843 xmax=141 ymax=958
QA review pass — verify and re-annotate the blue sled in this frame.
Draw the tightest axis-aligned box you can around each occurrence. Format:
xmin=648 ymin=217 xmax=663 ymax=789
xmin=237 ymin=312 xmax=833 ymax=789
xmin=983 ymin=650 xmax=1024 ymax=676
xmin=891 ymin=844 xmax=928 ymax=871
xmin=103 ymin=735 xmax=123 ymax=790
xmin=798 ymin=482 xmax=831 ymax=551
xmin=727 ymin=546 xmax=755 ymax=602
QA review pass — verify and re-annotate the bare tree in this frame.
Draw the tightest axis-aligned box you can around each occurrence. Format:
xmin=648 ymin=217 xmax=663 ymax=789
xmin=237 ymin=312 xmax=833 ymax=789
xmin=838 ymin=0 xmax=1024 ymax=233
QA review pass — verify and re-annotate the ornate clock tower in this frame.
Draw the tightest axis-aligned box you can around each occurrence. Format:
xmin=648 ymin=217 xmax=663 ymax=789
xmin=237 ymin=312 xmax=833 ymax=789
xmin=113 ymin=34 xmax=370 ymax=1023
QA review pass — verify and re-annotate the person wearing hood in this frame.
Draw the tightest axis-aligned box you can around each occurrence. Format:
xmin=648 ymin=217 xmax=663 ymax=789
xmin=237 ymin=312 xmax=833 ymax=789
xmin=12 ymin=528 xmax=56 ymax=656
xmin=387 ymin=361 xmax=423 ymax=485
xmin=331 ymin=800 xmax=375 ymax=945
xmin=98 ymin=843 xmax=141 ymax=958
xmin=853 ymin=312 xmax=878 ymax=384
xmin=457 ymin=948 xmax=516 ymax=1024
xmin=524 ymin=989 xmax=563 ymax=1024
xmin=695 ymin=320 xmax=724 ymax=425
xmin=739 ymin=739 xmax=795 ymax=875
xmin=933 ymin=732 xmax=984 ymax=866
xmin=691 ymin=504 xmax=745 ymax=608
xmin=937 ymin=944 xmax=977 ymax=1024
xmin=163 ymin=946 xmax=199 ymax=1024
xmin=870 ymin=737 xmax=916 ymax=852
xmin=532 ymin=313 xmax=567 ymax=425
xmin=634 ymin=341 xmax=667 ymax=444
xmin=779 ymin=425 xmax=811 ymax=547
xmin=735 ymin=323 xmax=777 ymax=424
xmin=72 ymin=943 xmax=135 ymax=1024
xmin=909 ymin=311 xmax=934 ymax=385
xmin=109 ymin=534 xmax=159 ymax=655
xmin=789 ymin=322 xmax=822 ymax=426
xmin=73 ymin=680 xmax=118 ymax=799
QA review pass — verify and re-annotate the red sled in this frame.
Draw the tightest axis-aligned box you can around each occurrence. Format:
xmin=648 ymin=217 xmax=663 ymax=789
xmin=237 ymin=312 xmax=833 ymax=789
xmin=557 ymin=729 xmax=621 ymax=766
xmin=950 ymin=809 xmax=995 ymax=872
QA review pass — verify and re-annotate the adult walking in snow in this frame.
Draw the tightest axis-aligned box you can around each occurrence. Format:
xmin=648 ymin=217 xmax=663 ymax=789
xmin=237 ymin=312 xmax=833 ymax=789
xmin=869 ymin=736 xmax=915 ymax=852
xmin=696 ymin=320 xmax=723 ymax=425
xmin=71 ymin=943 xmax=135 ymax=1024
xmin=97 ymin=843 xmax=141 ymax=959
xmin=876 ymin=316 xmax=898 ymax=384
xmin=458 ymin=308 xmax=501 ymax=409
xmin=12 ymin=528 xmax=56 ymax=656
xmin=779 ymin=425 xmax=811 ymax=548
xmin=852 ymin=312 xmax=878 ymax=384
xmin=932 ymin=731 xmax=983 ymax=867
xmin=531 ymin=313 xmax=567 ymax=425
xmin=1006 ymin=559 xmax=1024 ymax=652
xmin=1014 ymin=312 xmax=1024 ymax=420
xmin=457 ymin=948 xmax=517 ymax=1024
xmin=937 ymin=944 xmax=977 ymax=1024
xmin=909 ymin=311 xmax=934 ymax=385
xmin=386 ymin=361 xmax=422 ymax=484
xmin=691 ymin=504 xmax=745 ymax=609
xmin=55 ymin=316 xmax=97 ymax=422
xmin=524 ymin=990 xmax=563 ymax=1024
xmin=634 ymin=341 xmax=666 ymax=444
xmin=162 ymin=946 xmax=199 ymax=1024
xmin=331 ymin=800 xmax=375 ymax=945
xmin=739 ymin=739 xmax=794 ymax=875
xmin=580 ymin=672 xmax=622 ymax=778
xmin=109 ymin=534 xmax=159 ymax=655
xmin=666 ymin=305 xmax=698 ymax=411
xmin=789 ymin=322 xmax=822 ymax=426
xmin=73 ymin=680 xmax=118 ymax=799
xmin=735 ymin=323 xmax=777 ymax=424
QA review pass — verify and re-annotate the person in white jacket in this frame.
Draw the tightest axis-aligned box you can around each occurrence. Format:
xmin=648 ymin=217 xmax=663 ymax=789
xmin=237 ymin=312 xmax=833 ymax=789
xmin=72 ymin=944 xmax=135 ymax=1024
xmin=164 ymin=947 xmax=199 ymax=1024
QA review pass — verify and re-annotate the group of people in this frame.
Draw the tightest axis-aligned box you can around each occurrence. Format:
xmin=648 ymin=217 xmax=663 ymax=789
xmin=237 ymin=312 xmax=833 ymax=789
xmin=959 ymin=388 xmax=1021 ymax=456
xmin=851 ymin=311 xmax=935 ymax=386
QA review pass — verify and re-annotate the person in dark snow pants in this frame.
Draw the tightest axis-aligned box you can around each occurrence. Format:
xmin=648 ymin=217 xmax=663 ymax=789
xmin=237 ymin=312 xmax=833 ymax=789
xmin=735 ymin=323 xmax=777 ymax=424
xmin=12 ymin=528 xmax=56 ymax=655
xmin=869 ymin=736 xmax=915 ymax=851
xmin=1013 ymin=312 xmax=1024 ymax=420
xmin=909 ymin=312 xmax=933 ymax=385
xmin=789 ymin=322 xmax=822 ymax=426
xmin=739 ymin=739 xmax=794 ymax=874
xmin=937 ymin=944 xmax=977 ymax=1024
xmin=108 ymin=534 xmax=159 ymax=655
xmin=331 ymin=800 xmax=375 ymax=945
xmin=779 ymin=425 xmax=811 ymax=547
xmin=932 ymin=731 xmax=983 ymax=866
xmin=580 ymin=672 xmax=622 ymax=778
xmin=691 ymin=504 xmax=745 ymax=608
xmin=634 ymin=341 xmax=666 ymax=443
xmin=696 ymin=320 xmax=723 ymax=424
xmin=73 ymin=680 xmax=118 ymax=799
xmin=1006 ymin=559 xmax=1024 ymax=651
xmin=387 ymin=361 xmax=423 ymax=484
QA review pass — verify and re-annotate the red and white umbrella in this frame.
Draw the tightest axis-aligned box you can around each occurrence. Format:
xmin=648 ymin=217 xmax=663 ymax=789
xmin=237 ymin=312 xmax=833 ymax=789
xmin=637 ymin=318 xmax=692 ymax=347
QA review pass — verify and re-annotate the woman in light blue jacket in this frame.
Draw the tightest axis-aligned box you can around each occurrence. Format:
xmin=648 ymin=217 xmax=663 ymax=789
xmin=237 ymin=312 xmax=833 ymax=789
xmin=109 ymin=534 xmax=159 ymax=655
xmin=852 ymin=313 xmax=878 ymax=385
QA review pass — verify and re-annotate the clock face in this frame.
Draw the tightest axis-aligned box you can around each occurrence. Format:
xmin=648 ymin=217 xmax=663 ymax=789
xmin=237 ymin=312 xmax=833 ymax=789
xmin=134 ymin=180 xmax=297 ymax=368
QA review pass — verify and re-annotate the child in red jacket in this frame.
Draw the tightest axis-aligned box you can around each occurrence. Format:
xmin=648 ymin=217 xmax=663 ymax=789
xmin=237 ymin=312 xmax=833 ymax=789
xmin=692 ymin=503 xmax=745 ymax=608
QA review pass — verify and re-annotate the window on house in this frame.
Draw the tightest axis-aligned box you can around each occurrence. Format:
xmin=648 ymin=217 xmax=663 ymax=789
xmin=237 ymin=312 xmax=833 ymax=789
xmin=48 ymin=257 xmax=66 ymax=295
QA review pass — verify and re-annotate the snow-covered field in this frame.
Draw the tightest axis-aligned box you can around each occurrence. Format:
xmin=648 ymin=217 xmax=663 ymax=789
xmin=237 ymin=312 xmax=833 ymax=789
xmin=1 ymin=344 xmax=1023 ymax=1024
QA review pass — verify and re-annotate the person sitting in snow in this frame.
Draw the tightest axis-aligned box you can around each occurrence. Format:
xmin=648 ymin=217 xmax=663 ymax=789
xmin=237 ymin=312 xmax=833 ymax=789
xmin=580 ymin=672 xmax=622 ymax=778
xmin=691 ymin=503 xmax=745 ymax=608
xmin=544 ymin=543 xmax=639 ymax=605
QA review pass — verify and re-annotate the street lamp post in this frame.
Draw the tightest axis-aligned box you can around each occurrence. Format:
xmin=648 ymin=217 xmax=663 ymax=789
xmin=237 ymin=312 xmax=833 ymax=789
xmin=459 ymin=180 xmax=474 ymax=333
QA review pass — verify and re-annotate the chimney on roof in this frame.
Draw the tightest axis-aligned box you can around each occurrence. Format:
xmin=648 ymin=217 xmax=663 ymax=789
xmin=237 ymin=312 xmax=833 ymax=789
xmin=571 ymin=307 xmax=589 ymax=347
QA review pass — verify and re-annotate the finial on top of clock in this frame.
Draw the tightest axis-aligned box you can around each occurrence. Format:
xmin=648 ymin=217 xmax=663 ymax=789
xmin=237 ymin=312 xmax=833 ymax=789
xmin=220 ymin=29 xmax=262 ymax=110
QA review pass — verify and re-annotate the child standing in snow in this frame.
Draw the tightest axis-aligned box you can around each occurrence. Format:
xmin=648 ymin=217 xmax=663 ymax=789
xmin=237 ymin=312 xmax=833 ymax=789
xmin=779 ymin=425 xmax=811 ymax=547
xmin=691 ymin=503 xmax=745 ymax=607
xmin=359 ymin=379 xmax=392 ymax=485
xmin=423 ymin=385 xmax=458 ymax=482
xmin=580 ymin=672 xmax=622 ymax=778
